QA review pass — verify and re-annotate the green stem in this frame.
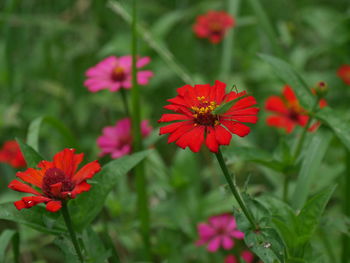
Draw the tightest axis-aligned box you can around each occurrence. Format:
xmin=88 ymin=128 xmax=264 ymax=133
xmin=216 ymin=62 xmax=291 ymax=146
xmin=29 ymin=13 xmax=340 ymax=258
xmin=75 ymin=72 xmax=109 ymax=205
xmin=220 ymin=0 xmax=240 ymax=81
xmin=293 ymin=99 xmax=320 ymax=161
xmin=61 ymin=202 xmax=84 ymax=263
xmin=342 ymin=150 xmax=350 ymax=262
xmin=119 ymin=88 xmax=130 ymax=117
xmin=215 ymin=149 xmax=259 ymax=230
xmin=130 ymin=0 xmax=151 ymax=259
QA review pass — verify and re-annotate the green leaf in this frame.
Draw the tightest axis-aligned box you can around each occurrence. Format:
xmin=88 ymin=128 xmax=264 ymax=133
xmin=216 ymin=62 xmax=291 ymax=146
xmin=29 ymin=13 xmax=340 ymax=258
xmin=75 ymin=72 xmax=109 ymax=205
xmin=16 ymin=138 xmax=44 ymax=168
xmin=212 ymin=94 xmax=248 ymax=115
xmin=316 ymin=108 xmax=350 ymax=151
xmin=246 ymin=0 xmax=284 ymax=57
xmin=296 ymin=185 xmax=336 ymax=243
xmin=70 ymin=150 xmax=151 ymax=232
xmin=83 ymin=227 xmax=111 ymax=263
xmin=292 ymin=129 xmax=333 ymax=209
xmin=0 ymin=230 xmax=16 ymax=262
xmin=0 ymin=203 xmax=65 ymax=235
xmin=223 ymin=146 xmax=285 ymax=172
xmin=27 ymin=116 xmax=77 ymax=151
xmin=233 ymin=194 xmax=286 ymax=262
xmin=258 ymin=54 xmax=314 ymax=108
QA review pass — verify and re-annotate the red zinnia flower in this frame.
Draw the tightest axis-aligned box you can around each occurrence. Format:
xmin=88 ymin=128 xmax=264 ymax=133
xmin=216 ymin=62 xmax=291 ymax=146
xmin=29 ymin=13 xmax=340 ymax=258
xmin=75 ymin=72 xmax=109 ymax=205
xmin=337 ymin=64 xmax=350 ymax=85
xmin=0 ymin=140 xmax=26 ymax=168
xmin=265 ymin=85 xmax=326 ymax=133
xmin=158 ymin=80 xmax=259 ymax=153
xmin=193 ymin=11 xmax=235 ymax=44
xmin=8 ymin=148 xmax=101 ymax=212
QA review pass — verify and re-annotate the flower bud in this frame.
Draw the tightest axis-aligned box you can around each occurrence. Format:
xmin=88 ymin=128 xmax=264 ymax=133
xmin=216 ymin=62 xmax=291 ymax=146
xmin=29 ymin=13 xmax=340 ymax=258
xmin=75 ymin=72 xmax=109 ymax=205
xmin=312 ymin=81 xmax=328 ymax=98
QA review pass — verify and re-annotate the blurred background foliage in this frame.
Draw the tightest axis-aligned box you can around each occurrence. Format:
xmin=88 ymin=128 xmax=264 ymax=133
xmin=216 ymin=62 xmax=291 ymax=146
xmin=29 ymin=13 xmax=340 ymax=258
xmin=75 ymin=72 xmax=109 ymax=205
xmin=0 ymin=0 xmax=349 ymax=262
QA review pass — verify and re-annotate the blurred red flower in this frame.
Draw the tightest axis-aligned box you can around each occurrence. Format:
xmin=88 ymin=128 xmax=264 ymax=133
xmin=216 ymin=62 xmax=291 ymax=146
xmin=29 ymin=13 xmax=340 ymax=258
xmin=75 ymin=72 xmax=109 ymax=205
xmin=337 ymin=64 xmax=350 ymax=85
xmin=159 ymin=80 xmax=259 ymax=153
xmin=193 ymin=11 xmax=235 ymax=44
xmin=84 ymin=55 xmax=153 ymax=92
xmin=0 ymin=140 xmax=26 ymax=168
xmin=196 ymin=213 xmax=244 ymax=252
xmin=265 ymin=85 xmax=326 ymax=133
xmin=8 ymin=149 xmax=101 ymax=212
xmin=225 ymin=250 xmax=255 ymax=263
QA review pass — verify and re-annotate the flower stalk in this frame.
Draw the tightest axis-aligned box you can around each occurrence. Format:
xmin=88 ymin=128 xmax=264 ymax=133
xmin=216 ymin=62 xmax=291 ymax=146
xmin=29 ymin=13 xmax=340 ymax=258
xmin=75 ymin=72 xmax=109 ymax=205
xmin=130 ymin=0 xmax=152 ymax=259
xmin=282 ymin=98 xmax=321 ymax=201
xmin=61 ymin=202 xmax=84 ymax=263
xmin=215 ymin=149 xmax=259 ymax=230
xmin=119 ymin=88 xmax=130 ymax=117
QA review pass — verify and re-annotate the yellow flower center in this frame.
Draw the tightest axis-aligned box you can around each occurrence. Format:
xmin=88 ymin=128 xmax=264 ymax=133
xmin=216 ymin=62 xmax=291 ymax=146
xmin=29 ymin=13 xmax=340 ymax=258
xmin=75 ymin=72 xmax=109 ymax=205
xmin=191 ymin=97 xmax=220 ymax=126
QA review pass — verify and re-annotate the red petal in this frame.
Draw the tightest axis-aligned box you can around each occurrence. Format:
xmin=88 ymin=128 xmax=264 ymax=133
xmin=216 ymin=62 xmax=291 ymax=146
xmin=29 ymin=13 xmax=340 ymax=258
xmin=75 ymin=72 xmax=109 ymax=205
xmin=71 ymin=181 xmax=91 ymax=198
xmin=194 ymin=84 xmax=210 ymax=98
xmin=221 ymin=121 xmax=251 ymax=137
xmin=158 ymin=114 xmax=191 ymax=123
xmin=266 ymin=116 xmax=295 ymax=133
xmin=14 ymin=200 xmax=26 ymax=210
xmin=175 ymin=126 xmax=205 ymax=152
xmin=72 ymin=160 xmax=101 ymax=184
xmin=46 ymin=201 xmax=62 ymax=212
xmin=222 ymin=115 xmax=258 ymax=123
xmin=215 ymin=125 xmax=232 ymax=145
xmin=16 ymin=168 xmax=44 ymax=188
xmin=283 ymin=85 xmax=297 ymax=103
xmin=265 ymin=96 xmax=288 ymax=114
xmin=167 ymin=123 xmax=195 ymax=143
xmin=228 ymin=96 xmax=257 ymax=112
xmin=176 ymin=84 xmax=193 ymax=96
xmin=205 ymin=127 xmax=219 ymax=152
xmin=53 ymin=148 xmax=84 ymax=178
xmin=213 ymin=80 xmax=226 ymax=103
xmin=8 ymin=180 xmax=42 ymax=196
xmin=159 ymin=121 xmax=187 ymax=135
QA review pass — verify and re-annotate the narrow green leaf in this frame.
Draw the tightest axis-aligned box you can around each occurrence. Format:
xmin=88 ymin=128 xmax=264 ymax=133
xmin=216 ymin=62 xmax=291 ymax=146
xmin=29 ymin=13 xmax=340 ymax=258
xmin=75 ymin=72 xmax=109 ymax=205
xmin=296 ymin=185 xmax=336 ymax=242
xmin=0 ymin=230 xmax=16 ymax=262
xmin=27 ymin=116 xmax=77 ymax=151
xmin=16 ymin=138 xmax=44 ymax=168
xmin=316 ymin=108 xmax=350 ymax=151
xmin=212 ymin=94 xmax=248 ymax=115
xmin=247 ymin=0 xmax=284 ymax=56
xmin=292 ymin=129 xmax=333 ymax=209
xmin=108 ymin=1 xmax=194 ymax=85
xmin=223 ymin=146 xmax=285 ymax=172
xmin=258 ymin=54 xmax=314 ymax=108
xmin=0 ymin=203 xmax=65 ymax=235
xmin=70 ymin=150 xmax=151 ymax=232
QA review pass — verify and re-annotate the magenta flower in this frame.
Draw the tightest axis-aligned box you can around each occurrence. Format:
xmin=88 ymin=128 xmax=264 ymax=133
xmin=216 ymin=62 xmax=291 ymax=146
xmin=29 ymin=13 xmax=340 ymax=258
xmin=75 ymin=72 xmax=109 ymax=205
xmin=225 ymin=251 xmax=255 ymax=263
xmin=196 ymin=213 xmax=244 ymax=252
xmin=97 ymin=118 xmax=152 ymax=159
xmin=84 ymin=55 xmax=153 ymax=92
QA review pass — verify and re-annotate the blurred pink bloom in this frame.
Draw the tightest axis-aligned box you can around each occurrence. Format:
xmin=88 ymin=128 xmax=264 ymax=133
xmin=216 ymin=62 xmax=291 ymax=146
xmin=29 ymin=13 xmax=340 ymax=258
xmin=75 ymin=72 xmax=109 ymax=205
xmin=196 ymin=213 xmax=244 ymax=253
xmin=225 ymin=251 xmax=254 ymax=263
xmin=84 ymin=55 xmax=153 ymax=92
xmin=97 ymin=118 xmax=152 ymax=159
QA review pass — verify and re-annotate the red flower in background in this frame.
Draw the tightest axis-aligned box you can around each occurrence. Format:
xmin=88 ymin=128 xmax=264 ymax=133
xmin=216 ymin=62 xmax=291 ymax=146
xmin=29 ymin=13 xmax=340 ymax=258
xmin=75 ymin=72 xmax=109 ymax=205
xmin=337 ymin=64 xmax=350 ymax=85
xmin=0 ymin=140 xmax=26 ymax=168
xmin=193 ymin=11 xmax=235 ymax=44
xmin=225 ymin=251 xmax=255 ymax=263
xmin=265 ymin=85 xmax=326 ymax=133
xmin=8 ymin=149 xmax=101 ymax=212
xmin=158 ymin=80 xmax=259 ymax=153
xmin=196 ymin=213 xmax=244 ymax=252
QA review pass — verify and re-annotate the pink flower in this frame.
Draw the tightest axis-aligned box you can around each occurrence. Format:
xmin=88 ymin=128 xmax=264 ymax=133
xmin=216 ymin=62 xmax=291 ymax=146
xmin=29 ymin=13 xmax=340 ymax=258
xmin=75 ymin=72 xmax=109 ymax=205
xmin=225 ymin=251 xmax=255 ymax=263
xmin=196 ymin=213 xmax=244 ymax=253
xmin=97 ymin=118 xmax=152 ymax=159
xmin=84 ymin=55 xmax=153 ymax=92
